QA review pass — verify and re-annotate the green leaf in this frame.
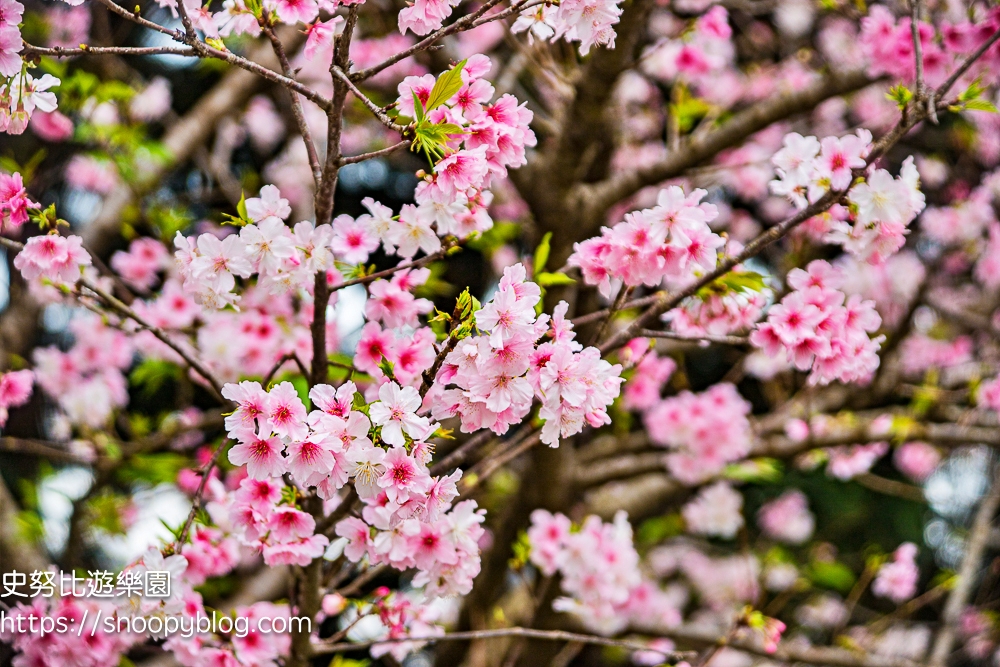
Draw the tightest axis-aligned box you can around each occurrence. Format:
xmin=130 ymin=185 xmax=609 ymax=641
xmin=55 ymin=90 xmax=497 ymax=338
xmin=722 ymin=458 xmax=783 ymax=483
xmin=637 ymin=513 xmax=684 ymax=547
xmin=508 ymin=530 xmax=532 ymax=570
xmin=885 ymin=83 xmax=914 ymax=110
xmin=965 ymin=99 xmax=998 ymax=113
xmin=122 ymin=453 xmax=190 ymax=486
xmin=237 ymin=191 xmax=248 ymax=221
xmin=534 ymin=232 xmax=552 ymax=275
xmin=805 ymin=560 xmax=856 ymax=593
xmin=425 ymin=59 xmax=468 ymax=112
xmin=129 ymin=359 xmax=181 ymax=398
xmin=412 ymin=91 xmax=425 ymax=124
xmin=536 ymin=272 xmax=576 ymax=287
xmin=958 ymin=77 xmax=986 ymax=103
xmin=466 ymin=221 xmax=521 ymax=254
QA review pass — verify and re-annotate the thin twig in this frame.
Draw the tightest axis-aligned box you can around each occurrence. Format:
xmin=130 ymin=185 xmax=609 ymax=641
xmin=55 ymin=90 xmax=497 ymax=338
xmin=263 ymin=352 xmax=311 ymax=386
xmin=330 ymin=66 xmax=410 ymax=133
xmin=22 ymin=43 xmax=196 ymax=57
xmin=927 ymin=459 xmax=1000 ymax=667
xmin=260 ymin=11 xmax=323 ymax=186
xmin=339 ymin=140 xmax=412 ymax=165
xmin=430 ymin=430 xmax=495 ymax=475
xmin=349 ymin=0 xmax=511 ymax=82
xmin=77 ymin=278 xmax=226 ymax=401
xmin=460 ymin=431 xmax=542 ymax=493
xmin=332 ymin=245 xmax=455 ymax=293
xmin=311 ymin=626 xmax=692 ymax=657
xmin=171 ymin=438 xmax=229 ymax=552
xmin=638 ymin=329 xmax=750 ymax=347
xmin=935 ymin=26 xmax=1000 ymax=100
xmin=909 ymin=0 xmax=937 ymax=124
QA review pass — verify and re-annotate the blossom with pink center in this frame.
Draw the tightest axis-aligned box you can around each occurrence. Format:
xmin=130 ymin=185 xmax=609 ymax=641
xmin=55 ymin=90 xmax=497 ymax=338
xmin=377 ymin=446 xmax=432 ymax=504
xmin=433 ymin=146 xmax=490 ymax=195
xmin=475 ymin=284 xmax=535 ymax=348
xmin=234 ymin=476 xmax=283 ymax=513
xmin=403 ymin=518 xmax=458 ymax=570
xmin=369 ymin=382 xmax=430 ymax=447
xmin=309 ymin=381 xmax=357 ymax=419
xmin=266 ymin=506 xmax=316 ymax=542
xmin=0 ymin=172 xmax=36 ymax=230
xmin=266 ymin=382 xmax=308 ymax=441
xmin=331 ymin=213 xmax=380 ymax=264
xmin=335 ymin=516 xmax=372 ymax=561
xmin=228 ymin=435 xmax=286 ymax=479
xmin=286 ymin=436 xmax=336 ymax=486
xmin=817 ymin=131 xmax=870 ymax=191
xmin=13 ymin=234 xmax=92 ymax=283
xmin=303 ymin=16 xmax=342 ymax=60
xmin=222 ymin=381 xmax=271 ymax=439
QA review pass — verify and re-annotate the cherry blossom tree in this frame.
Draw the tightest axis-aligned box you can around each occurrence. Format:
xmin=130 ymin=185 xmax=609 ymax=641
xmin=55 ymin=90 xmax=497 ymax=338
xmin=2 ymin=1 xmax=1000 ymax=667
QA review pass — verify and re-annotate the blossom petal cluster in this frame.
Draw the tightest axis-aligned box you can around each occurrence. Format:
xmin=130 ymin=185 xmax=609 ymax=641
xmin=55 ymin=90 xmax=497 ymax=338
xmin=33 ymin=313 xmax=133 ymax=428
xmin=681 ymin=481 xmax=744 ymax=539
xmin=511 ymin=0 xmax=624 ymax=55
xmin=872 ymin=542 xmax=920 ymax=603
xmin=643 ymin=382 xmax=753 ymax=484
xmin=430 ymin=263 xmax=624 ymax=447
xmin=13 ymin=234 xmax=92 ymax=284
xmin=0 ymin=368 xmax=32 ymax=428
xmin=528 ymin=510 xmax=681 ymax=635
xmin=770 ymin=131 xmax=925 ymax=264
xmin=569 ymin=186 xmax=726 ymax=299
xmin=750 ymin=260 xmax=884 ymax=385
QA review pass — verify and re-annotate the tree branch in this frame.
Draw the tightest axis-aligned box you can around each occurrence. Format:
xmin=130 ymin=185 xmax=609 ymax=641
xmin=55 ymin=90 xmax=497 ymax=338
xmin=580 ymin=69 xmax=875 ymax=220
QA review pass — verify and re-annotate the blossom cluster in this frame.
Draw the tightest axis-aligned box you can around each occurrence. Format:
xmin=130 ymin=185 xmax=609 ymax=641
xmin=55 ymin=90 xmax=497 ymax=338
xmin=756 ymin=490 xmax=815 ymax=545
xmin=770 ymin=131 xmax=925 ymax=264
xmin=872 ymin=542 xmax=920 ymax=604
xmin=0 ymin=368 xmax=32 ymax=428
xmin=364 ymin=591 xmax=446 ymax=662
xmin=0 ymin=171 xmax=34 ymax=231
xmin=568 ymin=186 xmax=726 ymax=299
xmin=643 ymin=382 xmax=753 ymax=484
xmin=32 ymin=313 xmax=133 ymax=429
xmin=620 ymin=342 xmax=676 ymax=412
xmin=681 ymin=481 xmax=744 ymax=539
xmin=0 ymin=589 xmax=140 ymax=667
xmin=0 ymin=0 xmax=61 ymax=136
xmin=397 ymin=55 xmax=535 ymax=196
xmin=528 ymin=510 xmax=681 ymax=635
xmin=510 ymin=0 xmax=624 ymax=55
xmin=219 ymin=376 xmax=487 ymax=597
xmin=640 ymin=6 xmax=735 ymax=83
xmin=750 ymin=260 xmax=884 ymax=385
xmin=429 ymin=264 xmax=624 ymax=446
xmin=860 ymin=6 xmax=1000 ymax=89
xmin=12 ymin=234 xmax=92 ymax=285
